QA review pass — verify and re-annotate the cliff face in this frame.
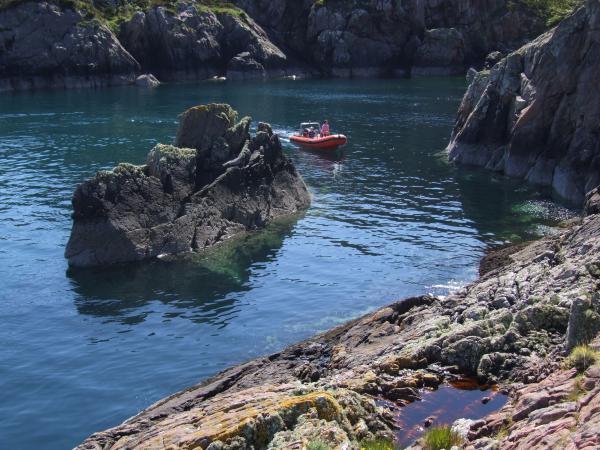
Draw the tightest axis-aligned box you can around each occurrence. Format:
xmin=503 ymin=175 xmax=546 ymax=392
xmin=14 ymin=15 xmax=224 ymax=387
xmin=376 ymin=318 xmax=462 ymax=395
xmin=76 ymin=206 xmax=600 ymax=448
xmin=447 ymin=1 xmax=600 ymax=206
xmin=64 ymin=104 xmax=311 ymax=267
xmin=0 ymin=1 xmax=139 ymax=91
xmin=0 ymin=0 xmax=545 ymax=91
xmin=292 ymin=0 xmax=544 ymax=77
xmin=117 ymin=5 xmax=295 ymax=81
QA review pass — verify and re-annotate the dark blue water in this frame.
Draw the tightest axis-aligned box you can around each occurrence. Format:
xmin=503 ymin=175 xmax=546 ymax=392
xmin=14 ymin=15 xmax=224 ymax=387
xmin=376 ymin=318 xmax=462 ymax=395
xmin=0 ymin=79 xmax=572 ymax=449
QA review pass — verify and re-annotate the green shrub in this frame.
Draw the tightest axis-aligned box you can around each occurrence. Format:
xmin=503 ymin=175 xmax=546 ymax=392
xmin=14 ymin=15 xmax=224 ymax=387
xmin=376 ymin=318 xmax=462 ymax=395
xmin=422 ymin=425 xmax=464 ymax=450
xmin=516 ymin=0 xmax=583 ymax=27
xmin=359 ymin=438 xmax=398 ymax=450
xmin=307 ymin=440 xmax=329 ymax=450
xmin=564 ymin=345 xmax=600 ymax=372
xmin=0 ymin=0 xmax=247 ymax=24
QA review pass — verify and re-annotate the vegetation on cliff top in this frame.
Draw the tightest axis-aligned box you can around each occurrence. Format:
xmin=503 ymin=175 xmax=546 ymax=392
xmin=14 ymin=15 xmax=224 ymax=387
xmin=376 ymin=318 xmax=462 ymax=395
xmin=516 ymin=0 xmax=583 ymax=26
xmin=0 ymin=0 xmax=246 ymax=32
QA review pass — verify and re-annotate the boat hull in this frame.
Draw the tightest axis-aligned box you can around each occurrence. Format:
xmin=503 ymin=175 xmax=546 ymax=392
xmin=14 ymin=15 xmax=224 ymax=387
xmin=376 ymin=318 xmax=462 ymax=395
xmin=289 ymin=134 xmax=347 ymax=150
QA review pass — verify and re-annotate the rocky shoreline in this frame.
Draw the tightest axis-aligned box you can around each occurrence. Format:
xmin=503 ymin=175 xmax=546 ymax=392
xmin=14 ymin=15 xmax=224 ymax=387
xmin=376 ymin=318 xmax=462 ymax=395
xmin=34 ymin=1 xmax=600 ymax=448
xmin=76 ymin=192 xmax=600 ymax=448
xmin=0 ymin=0 xmax=548 ymax=92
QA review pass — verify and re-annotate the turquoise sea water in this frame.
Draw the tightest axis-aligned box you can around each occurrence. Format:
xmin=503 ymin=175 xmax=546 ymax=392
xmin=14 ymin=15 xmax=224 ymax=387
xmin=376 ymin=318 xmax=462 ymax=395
xmin=0 ymin=79 xmax=572 ymax=449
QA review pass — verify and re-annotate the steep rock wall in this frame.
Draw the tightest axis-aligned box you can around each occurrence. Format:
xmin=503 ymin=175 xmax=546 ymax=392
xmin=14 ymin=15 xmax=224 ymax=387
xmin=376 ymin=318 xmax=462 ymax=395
xmin=0 ymin=1 xmax=139 ymax=91
xmin=0 ymin=0 xmax=546 ymax=90
xmin=447 ymin=1 xmax=600 ymax=205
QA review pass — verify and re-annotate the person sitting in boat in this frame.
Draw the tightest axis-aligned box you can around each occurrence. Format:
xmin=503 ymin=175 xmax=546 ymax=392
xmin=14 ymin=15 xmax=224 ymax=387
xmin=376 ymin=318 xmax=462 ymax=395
xmin=308 ymin=127 xmax=316 ymax=138
xmin=303 ymin=128 xmax=309 ymax=137
xmin=320 ymin=120 xmax=330 ymax=137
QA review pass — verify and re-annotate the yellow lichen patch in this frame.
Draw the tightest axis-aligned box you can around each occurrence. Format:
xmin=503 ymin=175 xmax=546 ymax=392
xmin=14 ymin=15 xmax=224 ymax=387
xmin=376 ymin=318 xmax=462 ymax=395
xmin=122 ymin=387 xmax=345 ymax=450
xmin=213 ymin=391 xmax=343 ymax=441
xmin=345 ymin=369 xmax=378 ymax=392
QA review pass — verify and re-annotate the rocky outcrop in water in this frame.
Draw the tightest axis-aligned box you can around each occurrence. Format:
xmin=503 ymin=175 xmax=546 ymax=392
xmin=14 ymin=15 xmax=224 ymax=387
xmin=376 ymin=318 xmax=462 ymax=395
xmin=64 ymin=104 xmax=310 ymax=267
xmin=76 ymin=202 xmax=600 ymax=447
xmin=0 ymin=0 xmax=546 ymax=91
xmin=447 ymin=1 xmax=600 ymax=205
xmin=0 ymin=1 xmax=139 ymax=91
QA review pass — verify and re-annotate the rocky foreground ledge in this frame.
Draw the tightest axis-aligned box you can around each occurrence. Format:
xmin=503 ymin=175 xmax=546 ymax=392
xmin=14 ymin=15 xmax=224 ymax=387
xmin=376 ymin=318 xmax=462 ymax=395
xmin=65 ymin=104 xmax=310 ymax=267
xmin=447 ymin=1 xmax=600 ymax=206
xmin=77 ymin=193 xmax=600 ymax=448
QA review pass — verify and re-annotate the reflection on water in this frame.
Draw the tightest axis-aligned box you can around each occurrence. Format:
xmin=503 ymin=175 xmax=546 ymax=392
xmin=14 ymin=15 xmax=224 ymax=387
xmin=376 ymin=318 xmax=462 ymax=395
xmin=0 ymin=78 xmax=574 ymax=450
xmin=68 ymin=217 xmax=298 ymax=326
xmin=454 ymin=168 xmax=575 ymax=243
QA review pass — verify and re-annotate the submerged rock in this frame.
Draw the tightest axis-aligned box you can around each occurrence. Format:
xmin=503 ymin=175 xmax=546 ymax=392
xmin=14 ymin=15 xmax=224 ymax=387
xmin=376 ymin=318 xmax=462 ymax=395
xmin=65 ymin=103 xmax=310 ymax=267
xmin=447 ymin=2 xmax=600 ymax=205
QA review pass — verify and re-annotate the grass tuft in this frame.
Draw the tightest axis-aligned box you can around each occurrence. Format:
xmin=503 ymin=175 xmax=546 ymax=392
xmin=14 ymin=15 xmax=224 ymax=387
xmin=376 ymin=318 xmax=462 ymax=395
xmin=514 ymin=0 xmax=583 ymax=27
xmin=422 ymin=425 xmax=464 ymax=450
xmin=360 ymin=438 xmax=399 ymax=450
xmin=0 ymin=0 xmax=248 ymax=32
xmin=564 ymin=345 xmax=600 ymax=373
xmin=307 ymin=440 xmax=329 ymax=450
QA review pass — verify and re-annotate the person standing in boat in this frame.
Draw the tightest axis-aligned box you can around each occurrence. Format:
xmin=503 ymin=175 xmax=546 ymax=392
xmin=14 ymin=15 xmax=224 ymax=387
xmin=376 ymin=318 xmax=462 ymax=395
xmin=320 ymin=120 xmax=330 ymax=137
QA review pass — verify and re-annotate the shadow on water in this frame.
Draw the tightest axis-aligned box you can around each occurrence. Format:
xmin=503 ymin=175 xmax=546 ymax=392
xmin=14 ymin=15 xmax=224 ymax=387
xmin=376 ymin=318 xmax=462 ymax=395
xmin=452 ymin=165 xmax=577 ymax=246
xmin=67 ymin=216 xmax=300 ymax=326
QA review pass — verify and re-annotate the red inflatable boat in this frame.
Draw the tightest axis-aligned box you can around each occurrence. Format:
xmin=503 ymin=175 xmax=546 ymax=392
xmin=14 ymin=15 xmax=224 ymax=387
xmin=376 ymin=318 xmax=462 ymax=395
xmin=290 ymin=122 xmax=347 ymax=150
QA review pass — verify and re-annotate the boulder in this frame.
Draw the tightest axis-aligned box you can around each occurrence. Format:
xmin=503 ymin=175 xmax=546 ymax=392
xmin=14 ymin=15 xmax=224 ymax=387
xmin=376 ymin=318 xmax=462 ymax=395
xmin=135 ymin=73 xmax=160 ymax=88
xmin=566 ymin=294 xmax=600 ymax=350
xmin=65 ymin=103 xmax=311 ymax=267
xmin=226 ymin=52 xmax=266 ymax=80
xmin=585 ymin=185 xmax=600 ymax=216
xmin=484 ymin=50 xmax=504 ymax=69
xmin=447 ymin=2 xmax=600 ymax=205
